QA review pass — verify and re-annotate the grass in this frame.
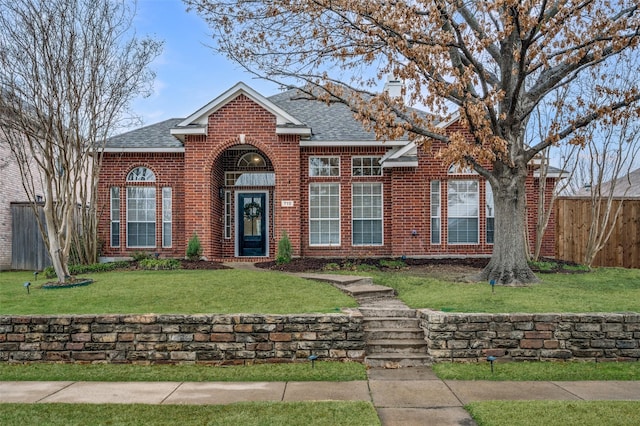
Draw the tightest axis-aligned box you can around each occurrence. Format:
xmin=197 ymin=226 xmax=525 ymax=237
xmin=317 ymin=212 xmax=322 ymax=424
xmin=0 ymin=269 xmax=356 ymax=315
xmin=433 ymin=361 xmax=640 ymax=381
xmin=0 ymin=361 xmax=366 ymax=382
xmin=0 ymin=401 xmax=381 ymax=426
xmin=466 ymin=401 xmax=640 ymax=426
xmin=368 ymin=267 xmax=640 ymax=312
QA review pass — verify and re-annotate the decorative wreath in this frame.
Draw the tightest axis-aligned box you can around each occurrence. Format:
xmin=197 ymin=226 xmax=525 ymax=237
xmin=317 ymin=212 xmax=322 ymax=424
xmin=243 ymin=201 xmax=263 ymax=220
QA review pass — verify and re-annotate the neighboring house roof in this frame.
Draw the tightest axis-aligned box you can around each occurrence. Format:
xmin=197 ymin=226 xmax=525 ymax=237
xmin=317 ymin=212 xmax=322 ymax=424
xmin=575 ymin=168 xmax=640 ymax=198
xmin=105 ymin=118 xmax=185 ymax=152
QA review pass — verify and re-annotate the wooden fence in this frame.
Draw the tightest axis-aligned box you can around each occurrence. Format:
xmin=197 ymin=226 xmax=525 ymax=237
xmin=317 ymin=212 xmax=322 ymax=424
xmin=10 ymin=202 xmax=51 ymax=271
xmin=555 ymin=197 xmax=640 ymax=268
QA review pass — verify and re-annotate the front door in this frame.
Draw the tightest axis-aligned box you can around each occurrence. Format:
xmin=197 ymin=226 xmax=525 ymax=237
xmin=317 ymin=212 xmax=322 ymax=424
xmin=238 ymin=193 xmax=267 ymax=256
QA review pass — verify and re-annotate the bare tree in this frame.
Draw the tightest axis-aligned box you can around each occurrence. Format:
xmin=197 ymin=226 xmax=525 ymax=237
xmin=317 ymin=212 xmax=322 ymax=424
xmin=187 ymin=0 xmax=640 ymax=283
xmin=0 ymin=0 xmax=162 ymax=282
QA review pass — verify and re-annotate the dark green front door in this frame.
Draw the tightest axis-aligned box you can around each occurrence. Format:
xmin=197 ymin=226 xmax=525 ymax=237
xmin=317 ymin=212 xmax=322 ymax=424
xmin=238 ymin=193 xmax=266 ymax=256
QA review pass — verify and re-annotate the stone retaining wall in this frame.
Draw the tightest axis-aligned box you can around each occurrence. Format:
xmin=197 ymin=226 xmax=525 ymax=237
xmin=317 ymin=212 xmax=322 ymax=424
xmin=0 ymin=313 xmax=365 ymax=364
xmin=420 ymin=311 xmax=640 ymax=362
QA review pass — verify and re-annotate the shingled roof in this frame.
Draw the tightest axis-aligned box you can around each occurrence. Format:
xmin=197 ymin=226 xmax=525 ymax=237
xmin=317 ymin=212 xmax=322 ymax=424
xmin=105 ymin=84 xmax=418 ymax=150
xmin=268 ymin=88 xmax=379 ymax=142
xmin=105 ymin=118 xmax=184 ymax=150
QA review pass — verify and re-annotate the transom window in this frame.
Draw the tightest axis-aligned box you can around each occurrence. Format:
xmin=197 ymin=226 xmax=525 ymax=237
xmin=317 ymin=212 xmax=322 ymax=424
xmin=448 ymin=163 xmax=477 ymax=175
xmin=238 ymin=152 xmax=266 ymax=168
xmin=447 ymin=180 xmax=479 ymax=244
xmin=352 ymin=183 xmax=383 ymax=245
xmin=352 ymin=157 xmax=382 ymax=176
xmin=127 ymin=166 xmax=156 ymax=182
xmin=309 ymin=183 xmax=340 ymax=245
xmin=309 ymin=157 xmax=340 ymax=177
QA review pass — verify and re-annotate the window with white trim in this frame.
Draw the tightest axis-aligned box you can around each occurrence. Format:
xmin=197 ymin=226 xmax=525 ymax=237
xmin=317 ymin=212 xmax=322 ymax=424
xmin=430 ymin=181 xmax=441 ymax=244
xmin=110 ymin=187 xmax=120 ymax=247
xmin=309 ymin=157 xmax=340 ymax=177
xmin=162 ymin=187 xmax=172 ymax=248
xmin=126 ymin=167 xmax=156 ymax=248
xmin=352 ymin=157 xmax=382 ymax=176
xmin=352 ymin=183 xmax=383 ymax=245
xmin=447 ymin=180 xmax=479 ymax=244
xmin=486 ymin=183 xmax=495 ymax=244
xmin=309 ymin=183 xmax=340 ymax=245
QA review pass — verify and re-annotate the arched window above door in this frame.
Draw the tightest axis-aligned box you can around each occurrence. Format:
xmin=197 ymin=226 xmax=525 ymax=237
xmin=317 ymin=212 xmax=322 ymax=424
xmin=238 ymin=152 xmax=266 ymax=168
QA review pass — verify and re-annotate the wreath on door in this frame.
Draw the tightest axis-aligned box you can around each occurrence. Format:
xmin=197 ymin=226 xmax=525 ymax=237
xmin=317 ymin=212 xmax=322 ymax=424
xmin=243 ymin=201 xmax=263 ymax=221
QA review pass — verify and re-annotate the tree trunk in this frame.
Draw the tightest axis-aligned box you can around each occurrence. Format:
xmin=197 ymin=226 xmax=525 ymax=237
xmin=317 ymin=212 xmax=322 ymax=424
xmin=475 ymin=168 xmax=539 ymax=285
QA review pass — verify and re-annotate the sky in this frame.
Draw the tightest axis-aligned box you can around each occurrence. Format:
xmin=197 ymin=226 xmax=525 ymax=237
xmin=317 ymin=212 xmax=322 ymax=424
xmin=130 ymin=0 xmax=281 ymax=126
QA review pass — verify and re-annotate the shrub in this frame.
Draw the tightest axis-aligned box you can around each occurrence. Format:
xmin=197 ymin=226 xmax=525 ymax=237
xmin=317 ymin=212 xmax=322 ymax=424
xmin=131 ymin=251 xmax=151 ymax=262
xmin=380 ymin=259 xmax=406 ymax=269
xmin=276 ymin=230 xmax=293 ymax=265
xmin=138 ymin=258 xmax=181 ymax=270
xmin=323 ymin=262 xmax=341 ymax=271
xmin=186 ymin=233 xmax=203 ymax=260
xmin=42 ymin=261 xmax=131 ymax=279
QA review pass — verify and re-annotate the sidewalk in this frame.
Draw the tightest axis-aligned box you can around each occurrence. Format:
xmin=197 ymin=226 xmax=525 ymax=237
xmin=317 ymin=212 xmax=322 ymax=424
xmin=2 ymin=367 xmax=640 ymax=426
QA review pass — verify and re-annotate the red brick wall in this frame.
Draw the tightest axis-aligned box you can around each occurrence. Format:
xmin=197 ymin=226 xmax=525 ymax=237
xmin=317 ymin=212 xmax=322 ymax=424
xmin=98 ymin=153 xmax=185 ymax=258
xmin=98 ymin=95 xmax=556 ymax=260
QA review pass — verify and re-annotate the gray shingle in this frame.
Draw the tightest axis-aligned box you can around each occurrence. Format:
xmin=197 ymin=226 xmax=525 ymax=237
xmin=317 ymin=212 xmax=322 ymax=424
xmin=268 ymin=89 xmax=379 ymax=141
xmin=106 ymin=118 xmax=184 ymax=149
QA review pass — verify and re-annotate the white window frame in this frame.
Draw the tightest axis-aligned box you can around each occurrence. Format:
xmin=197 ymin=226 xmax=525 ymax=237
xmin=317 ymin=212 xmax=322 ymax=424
xmin=352 ymin=156 xmax=382 ymax=177
xmin=309 ymin=183 xmax=341 ymax=246
xmin=430 ymin=181 xmax=441 ymax=245
xmin=447 ymin=180 xmax=479 ymax=245
xmin=309 ymin=156 xmax=340 ymax=177
xmin=110 ymin=187 xmax=120 ymax=247
xmin=352 ymin=183 xmax=383 ymax=246
xmin=126 ymin=186 xmax=156 ymax=248
xmin=162 ymin=187 xmax=172 ymax=248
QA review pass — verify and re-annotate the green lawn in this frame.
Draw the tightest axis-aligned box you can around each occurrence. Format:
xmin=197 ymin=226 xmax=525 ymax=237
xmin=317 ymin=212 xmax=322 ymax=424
xmin=0 ymin=402 xmax=381 ymax=426
xmin=466 ymin=401 xmax=640 ymax=426
xmin=0 ymin=269 xmax=356 ymax=315
xmin=369 ymin=267 xmax=640 ymax=312
xmin=433 ymin=360 xmax=640 ymax=381
xmin=0 ymin=361 xmax=366 ymax=382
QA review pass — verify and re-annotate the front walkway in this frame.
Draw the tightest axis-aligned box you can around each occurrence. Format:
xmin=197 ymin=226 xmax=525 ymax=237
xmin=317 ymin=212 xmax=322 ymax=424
xmin=3 ymin=370 xmax=640 ymax=425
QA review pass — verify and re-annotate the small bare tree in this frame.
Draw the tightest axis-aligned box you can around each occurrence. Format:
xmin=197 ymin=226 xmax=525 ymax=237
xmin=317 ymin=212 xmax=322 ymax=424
xmin=0 ymin=0 xmax=162 ymax=282
xmin=532 ymin=55 xmax=640 ymax=266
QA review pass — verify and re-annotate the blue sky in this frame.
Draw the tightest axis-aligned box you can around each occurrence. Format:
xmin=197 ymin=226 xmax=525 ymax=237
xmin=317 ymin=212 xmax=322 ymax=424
xmin=131 ymin=0 xmax=281 ymax=125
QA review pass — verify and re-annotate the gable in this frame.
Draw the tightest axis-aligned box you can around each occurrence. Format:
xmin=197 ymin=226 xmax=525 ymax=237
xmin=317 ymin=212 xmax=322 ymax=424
xmin=170 ymin=82 xmax=311 ymax=141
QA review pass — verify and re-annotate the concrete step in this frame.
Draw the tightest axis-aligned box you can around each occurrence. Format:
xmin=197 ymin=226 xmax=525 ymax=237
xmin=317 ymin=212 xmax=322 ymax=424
xmin=365 ymin=328 xmax=425 ymax=341
xmin=367 ymin=339 xmax=428 ymax=354
xmin=342 ymin=284 xmax=395 ymax=299
xmin=359 ymin=307 xmax=417 ymax=318
xmin=365 ymin=353 xmax=433 ymax=368
xmin=363 ymin=317 xmax=421 ymax=329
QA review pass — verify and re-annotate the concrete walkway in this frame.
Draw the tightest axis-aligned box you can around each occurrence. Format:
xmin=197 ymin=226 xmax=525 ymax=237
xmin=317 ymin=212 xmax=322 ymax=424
xmin=2 ymin=368 xmax=640 ymax=425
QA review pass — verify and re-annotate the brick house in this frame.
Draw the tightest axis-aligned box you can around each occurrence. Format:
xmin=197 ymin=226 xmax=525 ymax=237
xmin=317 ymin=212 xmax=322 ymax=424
xmin=98 ymin=82 xmax=557 ymax=261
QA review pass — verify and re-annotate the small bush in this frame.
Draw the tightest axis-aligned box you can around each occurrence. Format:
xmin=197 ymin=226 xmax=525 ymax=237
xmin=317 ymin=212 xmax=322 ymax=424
xmin=42 ymin=261 xmax=131 ymax=279
xmin=276 ymin=231 xmax=293 ymax=265
xmin=138 ymin=258 xmax=181 ymax=270
xmin=380 ymin=259 xmax=406 ymax=269
xmin=529 ymin=260 xmax=558 ymax=272
xmin=186 ymin=233 xmax=203 ymax=261
xmin=131 ymin=251 xmax=151 ymax=262
xmin=323 ymin=262 xmax=341 ymax=271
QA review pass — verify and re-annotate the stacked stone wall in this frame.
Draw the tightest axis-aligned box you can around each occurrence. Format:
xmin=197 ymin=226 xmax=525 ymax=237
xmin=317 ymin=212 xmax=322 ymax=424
xmin=0 ymin=313 xmax=365 ymax=364
xmin=420 ymin=311 xmax=640 ymax=362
